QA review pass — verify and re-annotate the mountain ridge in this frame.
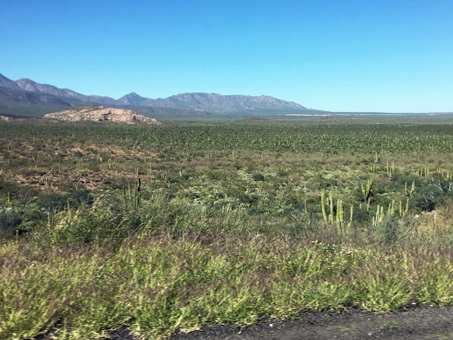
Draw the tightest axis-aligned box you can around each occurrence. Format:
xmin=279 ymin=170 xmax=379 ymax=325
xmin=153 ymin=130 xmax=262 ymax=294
xmin=150 ymin=92 xmax=306 ymax=113
xmin=15 ymin=78 xmax=119 ymax=105
xmin=0 ymin=72 xmax=313 ymax=117
xmin=0 ymin=73 xmax=20 ymax=90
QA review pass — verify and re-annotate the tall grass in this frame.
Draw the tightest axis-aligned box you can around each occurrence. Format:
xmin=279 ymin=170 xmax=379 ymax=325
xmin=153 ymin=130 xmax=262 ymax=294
xmin=1 ymin=231 xmax=451 ymax=339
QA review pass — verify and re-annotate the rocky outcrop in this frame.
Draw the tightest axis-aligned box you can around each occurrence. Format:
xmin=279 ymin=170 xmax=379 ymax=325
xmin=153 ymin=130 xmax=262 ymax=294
xmin=0 ymin=115 xmax=13 ymax=121
xmin=43 ymin=106 xmax=161 ymax=124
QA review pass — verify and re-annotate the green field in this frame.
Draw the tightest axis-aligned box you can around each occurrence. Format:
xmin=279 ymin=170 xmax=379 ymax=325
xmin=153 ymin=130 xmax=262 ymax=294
xmin=0 ymin=119 xmax=452 ymax=339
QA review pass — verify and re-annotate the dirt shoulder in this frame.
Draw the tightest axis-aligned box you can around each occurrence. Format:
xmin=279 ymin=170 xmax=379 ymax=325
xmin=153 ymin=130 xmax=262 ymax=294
xmin=166 ymin=306 xmax=453 ymax=340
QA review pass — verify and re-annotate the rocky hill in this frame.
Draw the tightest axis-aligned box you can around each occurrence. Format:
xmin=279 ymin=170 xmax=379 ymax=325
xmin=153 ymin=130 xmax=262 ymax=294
xmin=43 ymin=106 xmax=161 ymax=124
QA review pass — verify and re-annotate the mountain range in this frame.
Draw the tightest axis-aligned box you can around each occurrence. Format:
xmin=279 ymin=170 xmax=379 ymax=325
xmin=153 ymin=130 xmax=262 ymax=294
xmin=0 ymin=73 xmax=312 ymax=118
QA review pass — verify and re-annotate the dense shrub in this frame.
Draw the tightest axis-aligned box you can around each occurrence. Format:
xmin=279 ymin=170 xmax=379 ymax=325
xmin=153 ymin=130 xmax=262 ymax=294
xmin=412 ymin=183 xmax=447 ymax=212
xmin=0 ymin=208 xmax=22 ymax=234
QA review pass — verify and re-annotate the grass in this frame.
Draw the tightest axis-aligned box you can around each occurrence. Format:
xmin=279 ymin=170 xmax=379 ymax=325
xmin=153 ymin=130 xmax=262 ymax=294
xmin=0 ymin=119 xmax=452 ymax=339
xmin=1 ymin=233 xmax=451 ymax=339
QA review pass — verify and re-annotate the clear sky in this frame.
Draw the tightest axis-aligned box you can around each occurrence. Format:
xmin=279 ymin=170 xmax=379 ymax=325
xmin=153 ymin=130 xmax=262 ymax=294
xmin=1 ymin=0 xmax=453 ymax=112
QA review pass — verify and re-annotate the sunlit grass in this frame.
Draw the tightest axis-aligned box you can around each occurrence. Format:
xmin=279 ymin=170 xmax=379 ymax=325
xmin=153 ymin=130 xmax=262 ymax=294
xmin=0 ymin=232 xmax=451 ymax=339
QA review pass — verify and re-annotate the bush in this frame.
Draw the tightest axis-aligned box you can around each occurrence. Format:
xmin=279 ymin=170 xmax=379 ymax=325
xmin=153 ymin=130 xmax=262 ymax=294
xmin=39 ymin=193 xmax=68 ymax=216
xmin=0 ymin=208 xmax=22 ymax=234
xmin=67 ymin=189 xmax=94 ymax=208
xmin=412 ymin=184 xmax=446 ymax=212
xmin=252 ymin=173 xmax=265 ymax=182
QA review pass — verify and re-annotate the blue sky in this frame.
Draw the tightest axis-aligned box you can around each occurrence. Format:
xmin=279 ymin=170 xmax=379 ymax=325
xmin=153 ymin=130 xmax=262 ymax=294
xmin=1 ymin=0 xmax=453 ymax=112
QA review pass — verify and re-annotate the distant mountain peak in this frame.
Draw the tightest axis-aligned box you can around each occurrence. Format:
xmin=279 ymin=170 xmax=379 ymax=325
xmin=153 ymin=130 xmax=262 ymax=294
xmin=16 ymin=78 xmax=56 ymax=93
xmin=121 ymin=92 xmax=141 ymax=98
xmin=118 ymin=92 xmax=150 ymax=105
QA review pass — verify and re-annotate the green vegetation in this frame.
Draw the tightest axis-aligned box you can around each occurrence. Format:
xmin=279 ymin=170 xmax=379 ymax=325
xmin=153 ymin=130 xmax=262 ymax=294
xmin=0 ymin=119 xmax=452 ymax=339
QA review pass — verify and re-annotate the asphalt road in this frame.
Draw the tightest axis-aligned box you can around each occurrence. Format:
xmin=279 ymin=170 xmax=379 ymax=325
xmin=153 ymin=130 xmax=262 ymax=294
xmin=168 ymin=306 xmax=453 ymax=340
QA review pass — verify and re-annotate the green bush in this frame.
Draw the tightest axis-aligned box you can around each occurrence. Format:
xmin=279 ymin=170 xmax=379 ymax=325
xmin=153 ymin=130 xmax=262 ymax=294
xmin=0 ymin=208 xmax=22 ymax=234
xmin=412 ymin=184 xmax=447 ymax=212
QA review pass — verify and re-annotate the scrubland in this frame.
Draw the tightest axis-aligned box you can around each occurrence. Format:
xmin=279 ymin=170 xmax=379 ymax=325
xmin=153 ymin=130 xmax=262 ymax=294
xmin=0 ymin=119 xmax=452 ymax=339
